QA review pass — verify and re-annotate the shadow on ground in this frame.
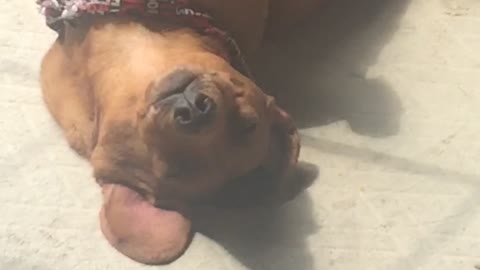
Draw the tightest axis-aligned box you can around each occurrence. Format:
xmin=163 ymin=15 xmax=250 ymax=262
xmin=255 ymin=0 xmax=409 ymax=138
xmin=193 ymin=1 xmax=411 ymax=270
xmin=194 ymin=193 xmax=318 ymax=270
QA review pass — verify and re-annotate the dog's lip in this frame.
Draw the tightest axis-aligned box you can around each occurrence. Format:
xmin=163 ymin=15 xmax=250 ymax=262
xmin=152 ymin=71 xmax=199 ymax=103
xmin=158 ymin=78 xmax=197 ymax=102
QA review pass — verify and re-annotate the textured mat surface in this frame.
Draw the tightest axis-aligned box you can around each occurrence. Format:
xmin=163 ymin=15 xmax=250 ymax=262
xmin=1 ymin=0 xmax=480 ymax=269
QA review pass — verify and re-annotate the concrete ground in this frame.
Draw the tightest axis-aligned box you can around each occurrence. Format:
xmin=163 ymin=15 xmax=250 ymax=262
xmin=1 ymin=0 xmax=480 ymax=269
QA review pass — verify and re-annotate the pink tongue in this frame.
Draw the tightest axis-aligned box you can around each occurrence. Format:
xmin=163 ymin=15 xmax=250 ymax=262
xmin=99 ymin=184 xmax=192 ymax=265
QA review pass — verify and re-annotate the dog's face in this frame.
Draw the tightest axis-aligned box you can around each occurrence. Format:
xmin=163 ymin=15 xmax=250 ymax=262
xmin=53 ymin=21 xmax=305 ymax=264
xmin=89 ymin=26 xmax=299 ymax=208
xmin=142 ymin=69 xmax=289 ymax=201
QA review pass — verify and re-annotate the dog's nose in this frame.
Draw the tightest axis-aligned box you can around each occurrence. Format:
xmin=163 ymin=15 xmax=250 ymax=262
xmin=172 ymin=84 xmax=216 ymax=130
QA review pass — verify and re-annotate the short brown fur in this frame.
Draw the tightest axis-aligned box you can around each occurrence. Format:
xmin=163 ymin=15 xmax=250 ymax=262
xmin=40 ymin=0 xmax=324 ymax=265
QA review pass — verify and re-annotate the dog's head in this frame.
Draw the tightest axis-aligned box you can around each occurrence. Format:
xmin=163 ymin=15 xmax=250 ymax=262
xmin=139 ymin=68 xmax=300 ymax=202
xmin=82 ymin=21 xmax=300 ymax=264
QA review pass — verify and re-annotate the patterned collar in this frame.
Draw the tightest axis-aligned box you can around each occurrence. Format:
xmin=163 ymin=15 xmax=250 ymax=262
xmin=36 ymin=0 xmax=252 ymax=78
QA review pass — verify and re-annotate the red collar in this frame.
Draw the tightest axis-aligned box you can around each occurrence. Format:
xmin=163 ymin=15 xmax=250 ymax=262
xmin=37 ymin=0 xmax=252 ymax=78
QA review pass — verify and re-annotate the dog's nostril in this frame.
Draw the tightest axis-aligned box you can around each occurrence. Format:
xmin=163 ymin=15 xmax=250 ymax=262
xmin=195 ymin=94 xmax=213 ymax=114
xmin=174 ymin=107 xmax=193 ymax=124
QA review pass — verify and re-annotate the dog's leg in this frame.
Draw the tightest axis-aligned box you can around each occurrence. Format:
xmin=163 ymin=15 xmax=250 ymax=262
xmin=267 ymin=0 xmax=325 ymax=36
xmin=41 ymin=41 xmax=96 ymax=158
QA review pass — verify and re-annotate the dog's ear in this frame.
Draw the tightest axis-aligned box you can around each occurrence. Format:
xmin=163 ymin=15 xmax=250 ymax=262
xmin=90 ymin=123 xmax=193 ymax=265
xmin=94 ymin=161 xmax=194 ymax=265
xmin=99 ymin=184 xmax=192 ymax=265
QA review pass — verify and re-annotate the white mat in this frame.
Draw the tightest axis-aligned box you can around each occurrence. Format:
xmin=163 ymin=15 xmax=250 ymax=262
xmin=1 ymin=0 xmax=480 ymax=269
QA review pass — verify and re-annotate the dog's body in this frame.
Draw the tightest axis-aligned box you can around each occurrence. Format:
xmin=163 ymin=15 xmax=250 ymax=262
xmin=40 ymin=0 xmax=323 ymax=265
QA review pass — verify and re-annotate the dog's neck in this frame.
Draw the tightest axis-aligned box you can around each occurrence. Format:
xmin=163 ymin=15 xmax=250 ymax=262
xmin=60 ymin=16 xmax=230 ymax=102
xmin=63 ymin=16 xmax=231 ymax=61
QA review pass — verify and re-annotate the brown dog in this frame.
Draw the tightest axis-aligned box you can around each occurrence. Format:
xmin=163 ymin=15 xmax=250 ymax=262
xmin=39 ymin=0 xmax=323 ymax=265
